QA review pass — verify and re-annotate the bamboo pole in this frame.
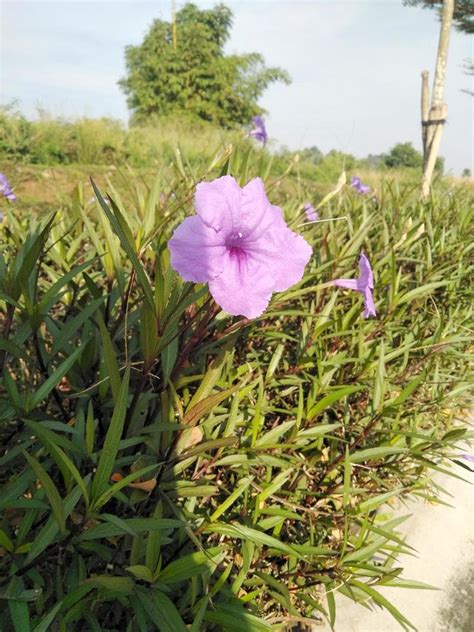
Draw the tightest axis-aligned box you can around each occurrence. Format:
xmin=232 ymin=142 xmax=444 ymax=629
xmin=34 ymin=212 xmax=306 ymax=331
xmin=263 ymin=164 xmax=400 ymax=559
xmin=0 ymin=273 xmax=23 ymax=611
xmin=420 ymin=0 xmax=454 ymax=200
xmin=421 ymin=70 xmax=430 ymax=159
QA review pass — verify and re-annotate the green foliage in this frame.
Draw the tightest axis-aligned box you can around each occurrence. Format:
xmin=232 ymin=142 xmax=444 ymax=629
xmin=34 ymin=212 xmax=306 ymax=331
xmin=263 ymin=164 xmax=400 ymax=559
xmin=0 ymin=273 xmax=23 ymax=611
xmin=0 ymin=106 xmax=239 ymax=168
xmin=0 ymin=142 xmax=472 ymax=631
xmin=119 ymin=3 xmax=291 ymax=127
xmin=384 ymin=142 xmax=423 ymax=169
xmin=404 ymin=0 xmax=474 ymax=33
xmin=383 ymin=142 xmax=444 ymax=173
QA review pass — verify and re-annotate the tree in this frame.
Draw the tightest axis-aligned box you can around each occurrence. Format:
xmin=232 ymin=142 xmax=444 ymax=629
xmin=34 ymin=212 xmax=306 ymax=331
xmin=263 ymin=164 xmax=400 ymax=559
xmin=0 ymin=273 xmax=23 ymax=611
xmin=119 ymin=3 xmax=290 ymax=127
xmin=403 ymin=0 xmax=473 ymax=33
xmin=383 ymin=142 xmax=444 ymax=171
xmin=384 ymin=142 xmax=423 ymax=168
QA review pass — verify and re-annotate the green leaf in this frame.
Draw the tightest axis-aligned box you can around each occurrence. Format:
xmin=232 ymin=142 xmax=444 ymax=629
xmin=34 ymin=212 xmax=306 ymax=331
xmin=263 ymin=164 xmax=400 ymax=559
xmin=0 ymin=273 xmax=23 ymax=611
xmin=91 ymin=367 xmax=130 ymax=504
xmin=158 ymin=549 xmax=222 ymax=584
xmin=348 ymin=579 xmax=416 ymax=630
xmin=127 ymin=565 xmax=154 ymax=583
xmin=350 ymin=447 xmax=406 ymax=463
xmin=308 ymin=385 xmax=363 ymax=419
xmin=205 ymin=523 xmax=303 ymax=559
xmin=8 ymin=598 xmax=31 ymax=632
xmin=210 ymin=477 xmax=253 ymax=522
xmin=29 ymin=346 xmax=82 ymax=410
xmin=50 ymin=297 xmax=104 ymax=355
xmin=182 ymin=383 xmax=242 ymax=427
xmin=32 ymin=602 xmax=62 ymax=632
xmin=135 ymin=587 xmax=188 ymax=632
xmin=25 ymin=421 xmax=89 ymax=506
xmin=93 ymin=464 xmax=157 ymax=509
xmin=91 ymin=180 xmax=155 ymax=308
xmin=96 ymin=313 xmax=121 ymax=402
xmin=13 ymin=214 xmax=56 ymax=299
xmin=23 ymin=452 xmax=65 ymax=533
xmin=373 ymin=339 xmax=385 ymax=411
xmin=140 ymin=299 xmax=159 ymax=368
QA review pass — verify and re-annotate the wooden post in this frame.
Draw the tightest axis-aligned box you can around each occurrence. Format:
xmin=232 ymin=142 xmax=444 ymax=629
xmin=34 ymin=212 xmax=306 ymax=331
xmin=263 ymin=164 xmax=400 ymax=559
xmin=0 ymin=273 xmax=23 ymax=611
xmin=421 ymin=70 xmax=430 ymax=160
xmin=420 ymin=0 xmax=454 ymax=200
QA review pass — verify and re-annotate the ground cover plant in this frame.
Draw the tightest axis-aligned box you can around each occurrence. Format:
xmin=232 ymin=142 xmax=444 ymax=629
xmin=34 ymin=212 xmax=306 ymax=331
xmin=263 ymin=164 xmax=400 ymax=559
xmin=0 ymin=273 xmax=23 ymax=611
xmin=0 ymin=143 xmax=472 ymax=631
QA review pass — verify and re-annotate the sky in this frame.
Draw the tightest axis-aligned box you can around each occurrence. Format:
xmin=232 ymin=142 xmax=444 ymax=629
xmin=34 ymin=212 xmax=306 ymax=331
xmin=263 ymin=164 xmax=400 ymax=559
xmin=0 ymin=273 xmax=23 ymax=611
xmin=1 ymin=0 xmax=473 ymax=173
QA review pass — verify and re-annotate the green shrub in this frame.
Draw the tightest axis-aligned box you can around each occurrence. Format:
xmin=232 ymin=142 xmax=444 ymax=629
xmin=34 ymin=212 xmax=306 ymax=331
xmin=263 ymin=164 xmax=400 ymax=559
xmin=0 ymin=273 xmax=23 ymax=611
xmin=0 ymin=145 xmax=472 ymax=631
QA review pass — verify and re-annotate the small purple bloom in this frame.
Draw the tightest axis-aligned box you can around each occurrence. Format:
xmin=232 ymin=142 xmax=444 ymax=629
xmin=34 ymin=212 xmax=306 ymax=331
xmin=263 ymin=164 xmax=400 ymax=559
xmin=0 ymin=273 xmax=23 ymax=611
xmin=303 ymin=202 xmax=319 ymax=222
xmin=460 ymin=454 xmax=474 ymax=463
xmin=0 ymin=173 xmax=16 ymax=201
xmin=334 ymin=252 xmax=376 ymax=318
xmin=168 ymin=175 xmax=312 ymax=319
xmin=351 ymin=176 xmax=370 ymax=195
xmin=249 ymin=116 xmax=267 ymax=145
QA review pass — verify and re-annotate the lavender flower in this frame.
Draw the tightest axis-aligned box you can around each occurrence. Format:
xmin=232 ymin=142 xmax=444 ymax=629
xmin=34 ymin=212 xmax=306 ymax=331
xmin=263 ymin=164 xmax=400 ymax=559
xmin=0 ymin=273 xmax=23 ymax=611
xmin=249 ymin=116 xmax=267 ymax=145
xmin=304 ymin=202 xmax=319 ymax=222
xmin=460 ymin=454 xmax=474 ymax=463
xmin=351 ymin=176 xmax=370 ymax=195
xmin=168 ymin=175 xmax=312 ymax=318
xmin=0 ymin=173 xmax=16 ymax=201
xmin=334 ymin=252 xmax=376 ymax=318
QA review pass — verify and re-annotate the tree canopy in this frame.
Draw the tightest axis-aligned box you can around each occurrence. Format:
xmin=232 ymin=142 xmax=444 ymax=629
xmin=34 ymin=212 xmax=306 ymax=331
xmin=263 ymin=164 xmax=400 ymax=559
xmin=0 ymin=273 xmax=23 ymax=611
xmin=119 ymin=3 xmax=291 ymax=127
xmin=404 ymin=0 xmax=473 ymax=33
xmin=383 ymin=141 xmax=444 ymax=172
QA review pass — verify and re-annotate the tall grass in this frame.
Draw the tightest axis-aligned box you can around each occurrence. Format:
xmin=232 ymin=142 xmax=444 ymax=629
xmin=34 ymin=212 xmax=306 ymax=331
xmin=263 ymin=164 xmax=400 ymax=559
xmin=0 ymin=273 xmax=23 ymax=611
xmin=0 ymin=106 xmax=239 ymax=167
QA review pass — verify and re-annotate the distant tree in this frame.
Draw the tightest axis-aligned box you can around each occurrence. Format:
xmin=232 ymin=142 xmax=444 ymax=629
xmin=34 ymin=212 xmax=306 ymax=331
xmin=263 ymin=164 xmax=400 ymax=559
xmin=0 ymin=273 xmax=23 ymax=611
xmin=363 ymin=153 xmax=386 ymax=169
xmin=403 ymin=0 xmax=473 ymax=33
xmin=384 ymin=142 xmax=444 ymax=172
xmin=298 ymin=146 xmax=324 ymax=165
xmin=462 ymin=167 xmax=472 ymax=177
xmin=384 ymin=142 xmax=423 ymax=168
xmin=119 ymin=3 xmax=290 ymax=127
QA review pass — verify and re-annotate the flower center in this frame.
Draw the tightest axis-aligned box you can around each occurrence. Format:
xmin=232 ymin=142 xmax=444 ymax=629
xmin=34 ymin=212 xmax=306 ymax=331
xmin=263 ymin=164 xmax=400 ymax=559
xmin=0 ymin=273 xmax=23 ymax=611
xmin=226 ymin=232 xmax=247 ymax=261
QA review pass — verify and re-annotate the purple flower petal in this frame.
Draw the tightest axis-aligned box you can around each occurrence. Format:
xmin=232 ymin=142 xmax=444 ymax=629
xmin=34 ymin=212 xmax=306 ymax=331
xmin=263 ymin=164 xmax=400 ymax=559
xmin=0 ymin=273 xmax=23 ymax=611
xmin=265 ymin=207 xmax=313 ymax=292
xmin=249 ymin=116 xmax=268 ymax=145
xmin=460 ymin=454 xmax=474 ymax=463
xmin=333 ymin=252 xmax=376 ymax=319
xmin=0 ymin=172 xmax=16 ymax=201
xmin=358 ymin=252 xmax=374 ymax=290
xmin=351 ymin=175 xmax=371 ymax=195
xmin=195 ymin=175 xmax=241 ymax=233
xmin=209 ymin=252 xmax=275 ymax=319
xmin=334 ymin=278 xmax=359 ymax=291
xmin=304 ymin=202 xmax=319 ymax=222
xmin=168 ymin=176 xmax=312 ymax=318
xmin=168 ymin=216 xmax=226 ymax=283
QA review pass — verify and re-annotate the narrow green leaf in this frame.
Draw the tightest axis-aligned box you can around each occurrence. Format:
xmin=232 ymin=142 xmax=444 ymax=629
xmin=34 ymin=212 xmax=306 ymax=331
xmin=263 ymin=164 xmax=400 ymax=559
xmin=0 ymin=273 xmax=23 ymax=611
xmin=96 ymin=313 xmax=121 ymax=402
xmin=29 ymin=346 xmax=82 ymax=410
xmin=91 ymin=367 xmax=130 ymax=504
xmin=135 ymin=587 xmax=188 ymax=632
xmin=23 ymin=452 xmax=65 ymax=533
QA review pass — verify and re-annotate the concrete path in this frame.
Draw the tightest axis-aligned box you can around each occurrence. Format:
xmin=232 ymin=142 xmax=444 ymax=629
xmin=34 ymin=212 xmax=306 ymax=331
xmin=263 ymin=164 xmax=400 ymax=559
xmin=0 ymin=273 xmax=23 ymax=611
xmin=320 ymin=465 xmax=474 ymax=632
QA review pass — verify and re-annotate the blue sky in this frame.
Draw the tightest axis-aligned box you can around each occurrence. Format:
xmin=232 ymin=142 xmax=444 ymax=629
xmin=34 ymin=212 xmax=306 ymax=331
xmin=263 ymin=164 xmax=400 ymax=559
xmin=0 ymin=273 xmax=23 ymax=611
xmin=1 ymin=0 xmax=472 ymax=173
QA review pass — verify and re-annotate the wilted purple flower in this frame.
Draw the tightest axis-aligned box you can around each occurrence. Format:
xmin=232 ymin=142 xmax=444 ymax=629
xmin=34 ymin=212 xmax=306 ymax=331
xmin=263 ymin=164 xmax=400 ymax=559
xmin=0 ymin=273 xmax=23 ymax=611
xmin=249 ymin=116 xmax=267 ymax=145
xmin=169 ymin=175 xmax=312 ymax=318
xmin=333 ymin=251 xmax=376 ymax=318
xmin=304 ymin=202 xmax=319 ymax=222
xmin=0 ymin=173 xmax=16 ymax=201
xmin=351 ymin=176 xmax=370 ymax=195
xmin=460 ymin=454 xmax=474 ymax=463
